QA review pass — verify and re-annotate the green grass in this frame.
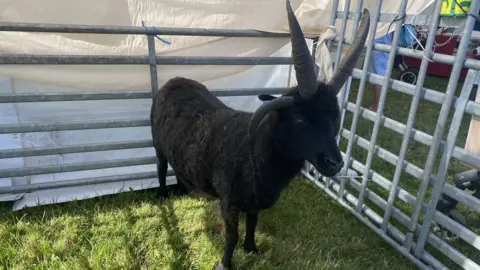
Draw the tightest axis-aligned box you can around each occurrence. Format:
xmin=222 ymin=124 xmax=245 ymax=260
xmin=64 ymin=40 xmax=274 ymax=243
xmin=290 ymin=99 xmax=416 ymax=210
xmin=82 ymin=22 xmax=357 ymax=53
xmin=0 ymin=68 xmax=479 ymax=269
xmin=0 ymin=180 xmax=413 ymax=270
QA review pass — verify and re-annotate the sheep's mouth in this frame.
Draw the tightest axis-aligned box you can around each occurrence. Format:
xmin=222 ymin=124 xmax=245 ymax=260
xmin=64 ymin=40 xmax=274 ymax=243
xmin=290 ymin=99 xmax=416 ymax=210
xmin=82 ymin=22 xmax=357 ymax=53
xmin=315 ymin=167 xmax=340 ymax=178
xmin=309 ymin=158 xmax=343 ymax=178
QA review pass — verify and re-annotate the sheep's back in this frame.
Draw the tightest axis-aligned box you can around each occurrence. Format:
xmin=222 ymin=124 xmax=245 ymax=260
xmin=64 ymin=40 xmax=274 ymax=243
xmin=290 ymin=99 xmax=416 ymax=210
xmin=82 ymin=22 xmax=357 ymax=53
xmin=150 ymin=77 xmax=250 ymax=196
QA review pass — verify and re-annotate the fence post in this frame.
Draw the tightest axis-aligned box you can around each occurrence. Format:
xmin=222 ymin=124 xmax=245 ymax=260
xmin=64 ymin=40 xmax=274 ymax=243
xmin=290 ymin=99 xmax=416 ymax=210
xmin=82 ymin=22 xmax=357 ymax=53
xmin=381 ymin=0 xmax=444 ymax=233
xmin=335 ymin=0 xmax=365 ymax=148
xmin=147 ymin=35 xmax=159 ymax=97
xmin=355 ymin=0 xmax=408 ymax=213
xmin=333 ymin=0 xmax=351 ymax=142
xmin=403 ymin=0 xmax=480 ymax=252
xmin=327 ymin=0 xmax=340 ymax=50
xmin=325 ymin=0 xmax=341 ymax=190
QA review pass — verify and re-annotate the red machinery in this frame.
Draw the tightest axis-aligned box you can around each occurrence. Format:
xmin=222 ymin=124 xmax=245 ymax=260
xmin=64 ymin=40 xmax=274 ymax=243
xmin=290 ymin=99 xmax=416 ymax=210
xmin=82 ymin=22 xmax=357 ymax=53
xmin=403 ymin=35 xmax=480 ymax=81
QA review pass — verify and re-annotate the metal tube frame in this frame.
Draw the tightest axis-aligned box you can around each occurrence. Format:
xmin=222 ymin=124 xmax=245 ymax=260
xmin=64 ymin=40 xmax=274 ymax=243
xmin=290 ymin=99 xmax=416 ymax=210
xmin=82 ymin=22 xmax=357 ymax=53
xmin=334 ymin=0 xmax=364 ymax=148
xmin=413 ymin=5 xmax=480 ymax=255
xmin=1 ymin=1 xmax=480 ymax=269
xmin=339 ymin=0 xmax=382 ymax=200
xmin=356 ymin=0 xmax=408 ymax=213
xmin=339 ymin=127 xmax=480 ymax=253
xmin=381 ymin=0 xmax=443 ymax=233
xmin=414 ymin=69 xmax=480 ymax=256
xmin=325 ymin=0 xmax=480 ymax=268
xmin=403 ymin=0 xmax=480 ymax=251
xmin=342 ymin=100 xmax=480 ymax=215
xmin=0 ymin=87 xmax=289 ymax=103
xmin=332 ymin=0 xmax=352 ymax=169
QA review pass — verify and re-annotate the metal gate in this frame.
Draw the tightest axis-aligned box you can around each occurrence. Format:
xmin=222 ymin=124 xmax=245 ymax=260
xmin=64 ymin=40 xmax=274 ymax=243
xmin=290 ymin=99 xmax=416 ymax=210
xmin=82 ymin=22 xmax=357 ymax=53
xmin=303 ymin=0 xmax=480 ymax=269
xmin=0 ymin=0 xmax=479 ymax=269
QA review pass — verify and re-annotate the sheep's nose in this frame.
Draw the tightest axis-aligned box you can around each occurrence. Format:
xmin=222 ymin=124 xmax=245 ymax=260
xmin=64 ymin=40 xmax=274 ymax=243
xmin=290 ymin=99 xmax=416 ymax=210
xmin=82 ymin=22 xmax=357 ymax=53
xmin=325 ymin=157 xmax=344 ymax=171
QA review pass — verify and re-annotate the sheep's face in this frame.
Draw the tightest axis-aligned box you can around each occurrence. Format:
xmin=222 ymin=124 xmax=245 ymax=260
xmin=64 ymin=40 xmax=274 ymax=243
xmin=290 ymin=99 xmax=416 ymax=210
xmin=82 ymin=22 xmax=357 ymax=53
xmin=248 ymin=1 xmax=370 ymax=178
xmin=258 ymin=87 xmax=343 ymax=177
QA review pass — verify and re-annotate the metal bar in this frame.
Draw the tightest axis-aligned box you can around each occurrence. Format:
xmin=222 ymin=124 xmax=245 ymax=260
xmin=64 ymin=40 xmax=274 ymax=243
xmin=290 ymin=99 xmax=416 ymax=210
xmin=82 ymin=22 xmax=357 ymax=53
xmin=302 ymin=172 xmax=431 ymax=270
xmin=415 ymin=69 xmax=480 ymax=256
xmin=332 ymin=0 xmax=351 ymax=133
xmin=0 ymin=87 xmax=289 ymax=103
xmin=334 ymin=0 xmax=364 ymax=145
xmin=342 ymin=121 xmax=480 ymax=215
xmin=351 ymin=68 xmax=480 ymax=118
xmin=0 ymin=140 xmax=152 ymax=159
xmin=147 ymin=35 xmax=159 ymax=97
xmin=344 ymin=94 xmax=480 ymax=170
xmin=339 ymin=0 xmax=382 ymax=198
xmin=381 ymin=0 xmax=443 ymax=232
xmin=0 ymin=119 xmax=150 ymax=134
xmin=341 ymin=128 xmax=480 ymax=252
xmin=356 ymin=0 xmax=408 ymax=212
xmin=336 ymin=76 xmax=352 ymax=144
xmin=326 ymin=0 xmax=340 ymax=49
xmin=336 ymin=11 xmax=467 ymax=28
xmin=331 ymin=0 xmax=352 ymax=197
xmin=0 ymin=22 xmax=291 ymax=38
xmin=0 ymin=170 xmax=175 ymax=195
xmin=324 ymin=0 xmax=341 ymax=189
xmin=0 ymin=91 xmax=151 ymax=103
xmin=0 ymin=156 xmax=157 ymax=178
xmin=0 ymin=55 xmax=292 ymax=65
xmin=404 ymin=0 xmax=479 ymax=251
xmin=338 ymin=39 xmax=480 ymax=71
xmin=333 ymin=174 xmax=452 ymax=270
xmin=333 ymin=0 xmax=350 ymax=72
xmin=338 ymin=153 xmax=480 ymax=269
xmin=350 ymin=0 xmax=364 ymax=41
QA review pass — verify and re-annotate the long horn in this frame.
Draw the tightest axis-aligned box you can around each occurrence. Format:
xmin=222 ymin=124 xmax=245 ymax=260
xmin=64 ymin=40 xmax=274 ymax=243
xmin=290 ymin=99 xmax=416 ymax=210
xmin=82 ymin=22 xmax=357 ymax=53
xmin=248 ymin=96 xmax=296 ymax=140
xmin=286 ymin=0 xmax=317 ymax=99
xmin=327 ymin=9 xmax=370 ymax=95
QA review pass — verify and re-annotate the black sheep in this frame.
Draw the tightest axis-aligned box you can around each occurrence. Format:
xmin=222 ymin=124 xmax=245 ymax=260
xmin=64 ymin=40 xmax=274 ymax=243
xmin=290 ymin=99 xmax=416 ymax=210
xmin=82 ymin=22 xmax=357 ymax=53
xmin=150 ymin=1 xmax=370 ymax=269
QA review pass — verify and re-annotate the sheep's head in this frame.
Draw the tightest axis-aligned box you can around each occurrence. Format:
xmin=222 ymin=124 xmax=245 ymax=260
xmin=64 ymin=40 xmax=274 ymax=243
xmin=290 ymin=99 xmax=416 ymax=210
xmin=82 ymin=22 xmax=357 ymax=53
xmin=248 ymin=0 xmax=370 ymax=177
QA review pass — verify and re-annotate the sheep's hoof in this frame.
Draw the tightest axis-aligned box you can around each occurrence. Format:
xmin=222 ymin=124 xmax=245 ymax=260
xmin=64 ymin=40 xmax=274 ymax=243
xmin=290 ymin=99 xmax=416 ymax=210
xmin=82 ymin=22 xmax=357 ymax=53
xmin=156 ymin=188 xmax=168 ymax=199
xmin=213 ymin=263 xmax=229 ymax=270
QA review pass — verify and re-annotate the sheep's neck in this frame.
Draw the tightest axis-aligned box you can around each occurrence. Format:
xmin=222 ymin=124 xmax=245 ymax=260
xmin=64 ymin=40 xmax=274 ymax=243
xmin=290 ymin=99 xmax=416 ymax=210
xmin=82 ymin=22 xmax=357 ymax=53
xmin=249 ymin=128 xmax=304 ymax=208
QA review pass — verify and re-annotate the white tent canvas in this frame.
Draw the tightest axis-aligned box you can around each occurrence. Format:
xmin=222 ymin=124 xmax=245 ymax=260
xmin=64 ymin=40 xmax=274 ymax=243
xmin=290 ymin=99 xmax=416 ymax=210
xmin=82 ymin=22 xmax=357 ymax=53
xmin=0 ymin=0 xmax=437 ymax=210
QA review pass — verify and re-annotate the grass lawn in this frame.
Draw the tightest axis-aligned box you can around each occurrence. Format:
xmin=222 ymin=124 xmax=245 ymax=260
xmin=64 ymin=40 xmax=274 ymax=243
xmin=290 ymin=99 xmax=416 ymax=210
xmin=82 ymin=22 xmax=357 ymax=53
xmin=0 ymin=68 xmax=478 ymax=270
xmin=0 ymin=179 xmax=414 ymax=270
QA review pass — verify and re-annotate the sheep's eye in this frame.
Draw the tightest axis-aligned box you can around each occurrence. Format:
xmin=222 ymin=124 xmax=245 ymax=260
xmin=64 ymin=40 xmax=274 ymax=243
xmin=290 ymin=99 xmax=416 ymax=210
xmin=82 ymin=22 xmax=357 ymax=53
xmin=295 ymin=118 xmax=306 ymax=124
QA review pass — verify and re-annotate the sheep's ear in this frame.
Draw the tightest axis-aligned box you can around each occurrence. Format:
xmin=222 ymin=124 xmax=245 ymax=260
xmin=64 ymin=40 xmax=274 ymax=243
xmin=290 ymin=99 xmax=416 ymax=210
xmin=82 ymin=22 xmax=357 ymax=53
xmin=258 ymin=95 xmax=276 ymax=102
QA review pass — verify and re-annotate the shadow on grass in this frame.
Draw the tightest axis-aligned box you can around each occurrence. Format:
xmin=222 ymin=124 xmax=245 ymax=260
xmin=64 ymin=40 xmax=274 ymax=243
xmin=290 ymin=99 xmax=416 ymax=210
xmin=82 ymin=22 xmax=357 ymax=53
xmin=0 ymin=189 xmax=198 ymax=270
xmin=0 ymin=179 xmax=416 ymax=270
xmin=198 ymin=178 xmax=416 ymax=270
xmin=159 ymin=199 xmax=194 ymax=269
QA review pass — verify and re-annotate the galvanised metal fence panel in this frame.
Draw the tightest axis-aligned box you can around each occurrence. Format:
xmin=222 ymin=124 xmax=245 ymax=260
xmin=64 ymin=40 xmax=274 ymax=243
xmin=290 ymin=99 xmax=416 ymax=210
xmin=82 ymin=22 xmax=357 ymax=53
xmin=304 ymin=0 xmax=480 ymax=269
xmin=0 ymin=0 xmax=479 ymax=269
xmin=0 ymin=25 xmax=294 ymax=205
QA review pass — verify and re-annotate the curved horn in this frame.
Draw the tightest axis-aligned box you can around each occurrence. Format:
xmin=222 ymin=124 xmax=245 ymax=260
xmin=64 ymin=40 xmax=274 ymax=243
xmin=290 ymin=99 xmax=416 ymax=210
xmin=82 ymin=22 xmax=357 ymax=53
xmin=248 ymin=96 xmax=296 ymax=140
xmin=286 ymin=0 xmax=317 ymax=99
xmin=327 ymin=9 xmax=370 ymax=95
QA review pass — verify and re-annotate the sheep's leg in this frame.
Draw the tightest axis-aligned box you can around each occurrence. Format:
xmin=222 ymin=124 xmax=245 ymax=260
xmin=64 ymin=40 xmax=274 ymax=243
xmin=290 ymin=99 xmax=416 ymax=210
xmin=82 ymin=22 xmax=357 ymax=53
xmin=216 ymin=203 xmax=239 ymax=270
xmin=155 ymin=148 xmax=168 ymax=199
xmin=243 ymin=213 xmax=259 ymax=253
